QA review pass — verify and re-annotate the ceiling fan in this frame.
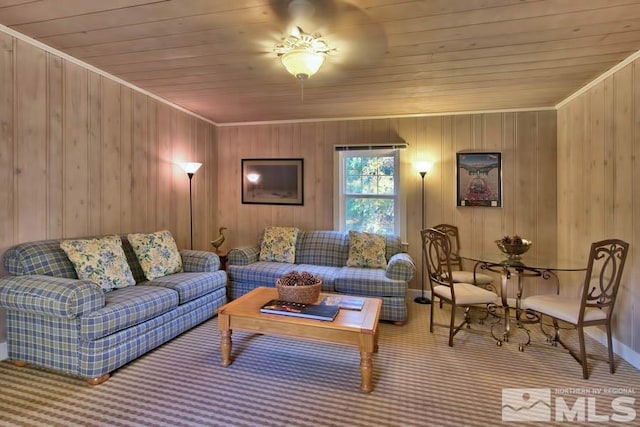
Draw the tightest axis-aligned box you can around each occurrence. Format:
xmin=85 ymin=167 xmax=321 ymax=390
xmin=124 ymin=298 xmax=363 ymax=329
xmin=269 ymin=0 xmax=387 ymax=82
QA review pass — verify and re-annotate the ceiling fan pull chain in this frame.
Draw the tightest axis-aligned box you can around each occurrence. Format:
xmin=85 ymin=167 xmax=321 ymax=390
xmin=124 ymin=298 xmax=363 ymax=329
xmin=300 ymin=81 xmax=304 ymax=103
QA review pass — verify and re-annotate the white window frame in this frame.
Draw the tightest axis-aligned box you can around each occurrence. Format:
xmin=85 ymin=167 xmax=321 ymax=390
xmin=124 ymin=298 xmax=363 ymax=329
xmin=334 ymin=148 xmax=404 ymax=237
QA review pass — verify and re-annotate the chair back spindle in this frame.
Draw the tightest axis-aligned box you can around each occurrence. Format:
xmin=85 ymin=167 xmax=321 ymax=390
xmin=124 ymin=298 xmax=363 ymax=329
xmin=580 ymin=239 xmax=629 ymax=321
xmin=433 ymin=224 xmax=464 ymax=271
xmin=422 ymin=228 xmax=455 ymax=298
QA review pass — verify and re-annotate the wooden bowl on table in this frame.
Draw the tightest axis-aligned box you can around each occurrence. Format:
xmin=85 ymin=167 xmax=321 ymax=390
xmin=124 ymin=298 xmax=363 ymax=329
xmin=276 ymin=279 xmax=322 ymax=304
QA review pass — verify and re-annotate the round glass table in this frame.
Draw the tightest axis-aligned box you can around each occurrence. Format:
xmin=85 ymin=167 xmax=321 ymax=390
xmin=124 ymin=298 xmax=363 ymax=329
xmin=456 ymin=251 xmax=587 ymax=348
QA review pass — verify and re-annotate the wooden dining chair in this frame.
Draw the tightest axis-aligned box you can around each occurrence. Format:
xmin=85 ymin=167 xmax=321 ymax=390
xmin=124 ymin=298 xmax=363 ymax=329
xmin=433 ymin=224 xmax=494 ymax=287
xmin=422 ymin=228 xmax=499 ymax=346
xmin=522 ymin=239 xmax=629 ymax=379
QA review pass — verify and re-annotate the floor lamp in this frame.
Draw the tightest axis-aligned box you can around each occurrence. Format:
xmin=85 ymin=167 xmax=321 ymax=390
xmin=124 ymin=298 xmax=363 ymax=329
xmin=414 ymin=161 xmax=433 ymax=304
xmin=178 ymin=162 xmax=202 ymax=250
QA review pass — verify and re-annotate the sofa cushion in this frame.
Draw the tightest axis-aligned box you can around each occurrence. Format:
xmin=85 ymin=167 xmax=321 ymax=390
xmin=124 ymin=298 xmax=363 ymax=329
xmin=259 ymin=226 xmax=299 ymax=263
xmin=346 ymin=231 xmax=387 ymax=268
xmin=60 ymin=235 xmax=135 ymax=291
xmin=120 ymin=237 xmax=147 ymax=283
xmin=128 ymin=230 xmax=183 ymax=280
xmin=293 ymin=264 xmax=341 ymax=292
xmin=80 ymin=285 xmax=178 ymax=340
xmin=227 ymin=261 xmax=296 ymax=288
xmin=335 ymin=267 xmax=407 ymax=297
xmin=295 ymin=231 xmax=349 ymax=267
xmin=145 ymin=271 xmax=227 ymax=304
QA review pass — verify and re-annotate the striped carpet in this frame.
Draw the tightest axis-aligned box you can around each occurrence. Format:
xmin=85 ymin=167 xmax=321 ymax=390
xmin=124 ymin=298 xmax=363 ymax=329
xmin=1 ymin=301 xmax=639 ymax=427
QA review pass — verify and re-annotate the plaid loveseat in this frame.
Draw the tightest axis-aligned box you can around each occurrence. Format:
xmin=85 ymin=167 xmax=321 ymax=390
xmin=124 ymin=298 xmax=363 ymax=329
xmin=0 ymin=235 xmax=227 ymax=384
xmin=227 ymin=230 xmax=415 ymax=323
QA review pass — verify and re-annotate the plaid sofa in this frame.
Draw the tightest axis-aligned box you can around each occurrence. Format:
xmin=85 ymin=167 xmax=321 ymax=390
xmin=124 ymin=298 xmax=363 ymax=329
xmin=227 ymin=230 xmax=415 ymax=323
xmin=0 ymin=236 xmax=227 ymax=384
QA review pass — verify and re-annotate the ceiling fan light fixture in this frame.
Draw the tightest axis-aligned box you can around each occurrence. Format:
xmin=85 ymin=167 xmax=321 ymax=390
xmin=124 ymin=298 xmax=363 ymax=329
xmin=280 ymin=48 xmax=325 ymax=80
xmin=275 ymin=26 xmax=332 ymax=81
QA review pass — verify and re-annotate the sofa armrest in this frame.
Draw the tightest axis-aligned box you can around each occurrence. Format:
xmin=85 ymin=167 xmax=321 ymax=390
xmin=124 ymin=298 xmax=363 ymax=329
xmin=385 ymin=253 xmax=416 ymax=282
xmin=180 ymin=250 xmax=220 ymax=272
xmin=227 ymin=246 xmax=260 ymax=266
xmin=0 ymin=275 xmax=105 ymax=318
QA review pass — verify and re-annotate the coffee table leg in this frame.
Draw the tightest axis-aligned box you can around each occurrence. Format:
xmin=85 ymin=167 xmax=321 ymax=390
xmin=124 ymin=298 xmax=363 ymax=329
xmin=221 ymin=330 xmax=232 ymax=366
xmin=218 ymin=313 xmax=232 ymax=367
xmin=359 ymin=333 xmax=375 ymax=392
xmin=360 ymin=351 xmax=373 ymax=392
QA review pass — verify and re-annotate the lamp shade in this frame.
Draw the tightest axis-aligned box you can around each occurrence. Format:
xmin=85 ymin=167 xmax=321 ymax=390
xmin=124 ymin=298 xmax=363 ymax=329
xmin=178 ymin=162 xmax=202 ymax=174
xmin=414 ymin=161 xmax=434 ymax=174
xmin=280 ymin=49 xmax=325 ymax=80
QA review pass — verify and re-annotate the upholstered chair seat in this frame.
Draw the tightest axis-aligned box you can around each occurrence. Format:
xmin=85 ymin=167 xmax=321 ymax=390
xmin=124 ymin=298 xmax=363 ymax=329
xmin=434 ymin=282 xmax=499 ymax=306
xmin=447 ymin=270 xmax=494 ymax=286
xmin=523 ymin=295 xmax=608 ymax=324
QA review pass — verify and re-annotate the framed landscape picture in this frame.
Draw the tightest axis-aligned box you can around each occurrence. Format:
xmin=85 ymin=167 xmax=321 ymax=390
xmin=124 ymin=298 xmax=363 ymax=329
xmin=241 ymin=158 xmax=304 ymax=205
xmin=456 ymin=152 xmax=502 ymax=207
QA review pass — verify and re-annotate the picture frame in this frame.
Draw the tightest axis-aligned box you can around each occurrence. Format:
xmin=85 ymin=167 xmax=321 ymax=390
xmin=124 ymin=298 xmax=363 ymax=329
xmin=456 ymin=152 xmax=502 ymax=207
xmin=241 ymin=158 xmax=304 ymax=205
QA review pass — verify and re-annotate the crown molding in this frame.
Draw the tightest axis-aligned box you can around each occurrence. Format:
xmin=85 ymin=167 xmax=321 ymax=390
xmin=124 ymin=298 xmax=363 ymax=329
xmin=556 ymin=49 xmax=640 ymax=110
xmin=217 ymin=106 xmax=557 ymax=127
xmin=0 ymin=24 xmax=217 ymax=126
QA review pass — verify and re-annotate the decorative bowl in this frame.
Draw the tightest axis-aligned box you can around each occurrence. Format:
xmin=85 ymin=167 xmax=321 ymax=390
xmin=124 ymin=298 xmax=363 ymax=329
xmin=276 ymin=279 xmax=321 ymax=304
xmin=495 ymin=239 xmax=531 ymax=259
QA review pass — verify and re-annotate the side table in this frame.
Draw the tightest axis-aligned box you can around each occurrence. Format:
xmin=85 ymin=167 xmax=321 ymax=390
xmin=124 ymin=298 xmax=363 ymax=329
xmin=216 ymin=250 xmax=228 ymax=271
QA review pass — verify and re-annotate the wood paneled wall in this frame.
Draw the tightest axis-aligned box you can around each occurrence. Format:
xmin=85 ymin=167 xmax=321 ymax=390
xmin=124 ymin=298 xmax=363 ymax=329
xmin=216 ymin=110 xmax=557 ymax=290
xmin=558 ymin=58 xmax=640 ymax=354
xmin=0 ymin=32 xmax=218 ymax=265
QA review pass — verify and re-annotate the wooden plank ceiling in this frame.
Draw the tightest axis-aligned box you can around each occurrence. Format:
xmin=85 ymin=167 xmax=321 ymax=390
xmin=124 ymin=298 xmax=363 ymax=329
xmin=1 ymin=0 xmax=640 ymax=124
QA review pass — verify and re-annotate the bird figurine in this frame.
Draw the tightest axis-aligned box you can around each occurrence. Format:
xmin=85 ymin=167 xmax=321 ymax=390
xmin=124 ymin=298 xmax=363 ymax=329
xmin=211 ymin=227 xmax=227 ymax=253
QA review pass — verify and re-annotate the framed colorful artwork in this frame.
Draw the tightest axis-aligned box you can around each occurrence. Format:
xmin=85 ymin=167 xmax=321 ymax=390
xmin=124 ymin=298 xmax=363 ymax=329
xmin=456 ymin=152 xmax=502 ymax=207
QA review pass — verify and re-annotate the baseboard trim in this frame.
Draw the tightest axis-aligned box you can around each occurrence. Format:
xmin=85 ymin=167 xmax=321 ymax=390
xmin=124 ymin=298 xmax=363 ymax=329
xmin=585 ymin=328 xmax=640 ymax=371
xmin=407 ymin=288 xmax=432 ymax=302
xmin=0 ymin=342 xmax=7 ymax=361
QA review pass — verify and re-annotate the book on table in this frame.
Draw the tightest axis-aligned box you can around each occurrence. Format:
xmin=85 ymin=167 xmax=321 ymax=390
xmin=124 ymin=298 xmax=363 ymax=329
xmin=321 ymin=295 xmax=365 ymax=310
xmin=260 ymin=299 xmax=340 ymax=321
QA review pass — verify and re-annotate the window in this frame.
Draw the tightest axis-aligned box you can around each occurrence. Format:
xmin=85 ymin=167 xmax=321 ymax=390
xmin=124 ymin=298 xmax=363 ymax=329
xmin=335 ymin=149 xmax=401 ymax=235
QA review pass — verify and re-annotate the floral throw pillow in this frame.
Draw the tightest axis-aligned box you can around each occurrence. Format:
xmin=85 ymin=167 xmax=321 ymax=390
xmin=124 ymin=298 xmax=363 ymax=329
xmin=60 ymin=235 xmax=135 ymax=291
xmin=346 ymin=231 xmax=388 ymax=268
xmin=259 ymin=226 xmax=299 ymax=264
xmin=127 ymin=230 xmax=183 ymax=280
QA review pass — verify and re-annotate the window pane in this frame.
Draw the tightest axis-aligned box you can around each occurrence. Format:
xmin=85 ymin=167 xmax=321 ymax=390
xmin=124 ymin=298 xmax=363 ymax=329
xmin=346 ymin=155 xmax=396 ymax=196
xmin=345 ymin=175 xmax=362 ymax=193
xmin=346 ymin=197 xmax=394 ymax=234
xmin=378 ymin=176 xmax=394 ymax=194
xmin=362 ymin=176 xmax=377 ymax=194
xmin=379 ymin=156 xmax=394 ymax=174
xmin=346 ymin=157 xmax=362 ymax=176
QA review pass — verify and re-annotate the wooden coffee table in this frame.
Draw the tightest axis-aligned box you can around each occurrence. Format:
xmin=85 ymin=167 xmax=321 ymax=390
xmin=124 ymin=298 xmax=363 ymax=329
xmin=216 ymin=286 xmax=381 ymax=392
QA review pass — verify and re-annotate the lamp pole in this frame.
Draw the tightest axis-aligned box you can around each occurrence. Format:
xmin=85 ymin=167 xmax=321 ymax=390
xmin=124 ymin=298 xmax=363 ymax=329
xmin=187 ymin=172 xmax=195 ymax=250
xmin=414 ymin=163 xmax=432 ymax=305
xmin=178 ymin=162 xmax=202 ymax=250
